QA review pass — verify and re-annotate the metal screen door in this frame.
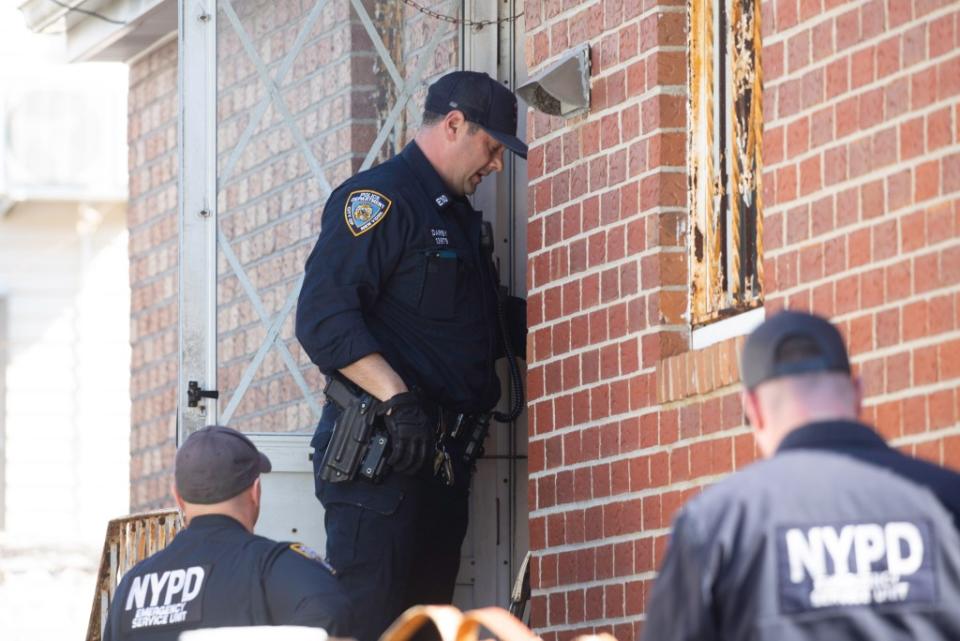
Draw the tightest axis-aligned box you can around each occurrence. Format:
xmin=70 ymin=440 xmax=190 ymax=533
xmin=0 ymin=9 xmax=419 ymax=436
xmin=178 ymin=0 xmax=527 ymax=610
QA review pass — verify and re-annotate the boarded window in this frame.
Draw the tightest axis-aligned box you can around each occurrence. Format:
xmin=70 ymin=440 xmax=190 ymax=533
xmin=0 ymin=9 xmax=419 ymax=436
xmin=689 ymin=0 xmax=763 ymax=326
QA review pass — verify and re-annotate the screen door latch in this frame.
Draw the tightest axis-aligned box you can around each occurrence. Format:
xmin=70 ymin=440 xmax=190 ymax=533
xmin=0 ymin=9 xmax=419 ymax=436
xmin=187 ymin=381 xmax=220 ymax=407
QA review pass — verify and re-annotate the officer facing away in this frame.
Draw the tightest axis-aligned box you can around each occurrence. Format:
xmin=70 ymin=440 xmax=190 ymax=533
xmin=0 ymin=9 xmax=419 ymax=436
xmin=642 ymin=311 xmax=960 ymax=641
xmin=103 ymin=426 xmax=352 ymax=641
xmin=295 ymin=71 xmax=527 ymax=641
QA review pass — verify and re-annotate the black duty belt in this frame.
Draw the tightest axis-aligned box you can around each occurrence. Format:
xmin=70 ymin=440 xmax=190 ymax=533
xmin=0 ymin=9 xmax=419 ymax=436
xmin=431 ymin=408 xmax=492 ymax=486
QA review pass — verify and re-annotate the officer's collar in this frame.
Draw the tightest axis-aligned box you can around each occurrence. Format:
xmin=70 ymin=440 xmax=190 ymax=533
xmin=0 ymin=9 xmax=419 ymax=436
xmin=400 ymin=141 xmax=456 ymax=210
xmin=186 ymin=513 xmax=248 ymax=531
xmin=776 ymin=419 xmax=888 ymax=455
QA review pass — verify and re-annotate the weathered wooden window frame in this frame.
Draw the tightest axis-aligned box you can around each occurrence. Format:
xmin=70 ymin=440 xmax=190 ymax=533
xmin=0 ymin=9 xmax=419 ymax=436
xmin=689 ymin=0 xmax=764 ymax=327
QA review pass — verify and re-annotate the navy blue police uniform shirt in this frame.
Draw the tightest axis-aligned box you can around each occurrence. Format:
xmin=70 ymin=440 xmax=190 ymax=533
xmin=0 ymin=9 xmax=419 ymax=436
xmin=642 ymin=420 xmax=960 ymax=641
xmin=295 ymin=141 xmax=501 ymax=415
xmin=103 ymin=515 xmax=351 ymax=641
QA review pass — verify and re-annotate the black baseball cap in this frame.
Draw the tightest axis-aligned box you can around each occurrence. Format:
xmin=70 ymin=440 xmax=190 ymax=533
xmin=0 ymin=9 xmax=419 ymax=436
xmin=740 ymin=310 xmax=851 ymax=389
xmin=175 ymin=425 xmax=272 ymax=504
xmin=425 ymin=70 xmax=528 ymax=159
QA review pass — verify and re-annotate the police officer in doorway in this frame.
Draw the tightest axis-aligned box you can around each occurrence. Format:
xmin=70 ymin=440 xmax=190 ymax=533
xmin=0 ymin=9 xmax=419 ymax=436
xmin=643 ymin=310 xmax=960 ymax=641
xmin=295 ymin=71 xmax=527 ymax=641
xmin=103 ymin=426 xmax=352 ymax=641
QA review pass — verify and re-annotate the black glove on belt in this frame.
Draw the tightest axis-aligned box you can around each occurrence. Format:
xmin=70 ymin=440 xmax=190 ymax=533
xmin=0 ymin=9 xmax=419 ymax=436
xmin=380 ymin=392 xmax=434 ymax=474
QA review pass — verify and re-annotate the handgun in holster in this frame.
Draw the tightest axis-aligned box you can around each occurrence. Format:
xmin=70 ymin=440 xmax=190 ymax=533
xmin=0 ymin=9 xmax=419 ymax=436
xmin=318 ymin=377 xmax=391 ymax=483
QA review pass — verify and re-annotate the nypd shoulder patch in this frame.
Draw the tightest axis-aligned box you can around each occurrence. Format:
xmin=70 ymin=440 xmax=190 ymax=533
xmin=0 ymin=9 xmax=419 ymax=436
xmin=344 ymin=189 xmax=392 ymax=237
xmin=289 ymin=543 xmax=338 ymax=575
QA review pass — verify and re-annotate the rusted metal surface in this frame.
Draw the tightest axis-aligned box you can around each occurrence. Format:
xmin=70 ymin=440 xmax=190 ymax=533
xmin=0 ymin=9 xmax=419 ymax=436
xmin=86 ymin=510 xmax=183 ymax=641
xmin=689 ymin=0 xmax=764 ymax=327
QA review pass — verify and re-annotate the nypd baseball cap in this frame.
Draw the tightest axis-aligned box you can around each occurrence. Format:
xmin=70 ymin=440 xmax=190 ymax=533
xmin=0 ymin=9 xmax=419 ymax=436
xmin=425 ymin=70 xmax=528 ymax=159
xmin=740 ymin=310 xmax=851 ymax=390
xmin=175 ymin=425 xmax=272 ymax=504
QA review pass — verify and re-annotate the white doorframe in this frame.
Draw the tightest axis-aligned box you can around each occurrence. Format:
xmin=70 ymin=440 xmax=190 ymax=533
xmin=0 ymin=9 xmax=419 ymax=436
xmin=461 ymin=0 xmax=529 ymax=610
xmin=177 ymin=0 xmax=218 ymax=441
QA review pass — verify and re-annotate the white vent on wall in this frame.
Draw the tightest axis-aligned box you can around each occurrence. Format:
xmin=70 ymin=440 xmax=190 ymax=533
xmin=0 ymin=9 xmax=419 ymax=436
xmin=0 ymin=64 xmax=127 ymax=206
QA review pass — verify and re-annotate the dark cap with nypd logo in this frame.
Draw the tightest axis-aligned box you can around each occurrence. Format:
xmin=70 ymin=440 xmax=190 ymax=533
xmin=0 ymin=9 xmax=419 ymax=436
xmin=175 ymin=425 xmax=272 ymax=504
xmin=425 ymin=70 xmax=528 ymax=159
xmin=740 ymin=310 xmax=851 ymax=390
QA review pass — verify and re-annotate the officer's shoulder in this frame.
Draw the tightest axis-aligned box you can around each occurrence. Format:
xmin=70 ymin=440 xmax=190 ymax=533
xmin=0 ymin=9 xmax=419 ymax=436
xmin=265 ymin=540 xmax=338 ymax=576
xmin=335 ymin=157 xmax=409 ymax=202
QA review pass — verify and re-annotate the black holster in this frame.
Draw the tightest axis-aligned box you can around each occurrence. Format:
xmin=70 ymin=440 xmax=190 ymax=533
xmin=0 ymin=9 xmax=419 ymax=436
xmin=318 ymin=377 xmax=390 ymax=483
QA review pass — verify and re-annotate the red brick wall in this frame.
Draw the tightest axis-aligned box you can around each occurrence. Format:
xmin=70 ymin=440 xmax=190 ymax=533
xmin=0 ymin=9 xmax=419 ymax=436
xmin=523 ymin=0 xmax=960 ymax=639
xmin=128 ymin=39 xmax=179 ymax=510
xmin=762 ymin=0 xmax=960 ymax=456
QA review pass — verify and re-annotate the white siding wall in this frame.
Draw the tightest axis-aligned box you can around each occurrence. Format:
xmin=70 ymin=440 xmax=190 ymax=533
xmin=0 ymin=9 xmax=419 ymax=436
xmin=0 ymin=201 xmax=130 ymax=640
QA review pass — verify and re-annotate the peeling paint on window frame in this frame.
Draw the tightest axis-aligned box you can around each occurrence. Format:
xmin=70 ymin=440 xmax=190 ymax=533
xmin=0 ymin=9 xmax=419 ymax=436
xmin=689 ymin=0 xmax=764 ymax=328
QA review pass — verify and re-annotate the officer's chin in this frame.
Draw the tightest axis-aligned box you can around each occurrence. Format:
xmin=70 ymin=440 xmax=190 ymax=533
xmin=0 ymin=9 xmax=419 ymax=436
xmin=464 ymin=176 xmax=482 ymax=195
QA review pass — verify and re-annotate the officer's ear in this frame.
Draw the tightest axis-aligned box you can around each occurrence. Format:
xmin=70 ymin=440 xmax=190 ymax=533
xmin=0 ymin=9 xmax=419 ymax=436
xmin=251 ymin=477 xmax=262 ymax=509
xmin=442 ymin=109 xmax=468 ymax=141
xmin=741 ymin=388 xmax=765 ymax=433
xmin=851 ymin=375 xmax=863 ymax=418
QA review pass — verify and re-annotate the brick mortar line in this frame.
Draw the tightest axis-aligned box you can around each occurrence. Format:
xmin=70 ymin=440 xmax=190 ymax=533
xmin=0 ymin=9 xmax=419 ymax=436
xmin=526 ymin=216 xmax=685 ymax=276
xmin=526 ymin=290 xmax=689 ymax=341
xmin=215 ymin=277 xmax=304 ymax=308
xmin=527 ymin=363 xmax=662 ymax=411
xmin=889 ymin=424 xmax=960 ymax=447
xmin=860 ymin=373 xmax=960 ymax=402
xmin=129 ymin=334 xmax=177 ymax=350
xmin=763 ymin=1 xmax=953 ymax=51
xmin=525 ymin=253 xmax=682 ymax=302
xmin=214 ymin=81 xmax=376 ymax=131
xmin=531 ymin=568 xmax=661 ymax=594
xmin=765 ymin=34 xmax=960 ymax=130
xmin=764 ymin=102 xmax=960 ymax=175
xmin=128 ymin=261 xmax=175 ymax=277
xmin=127 ymin=204 xmax=176 ymax=225
xmin=526 ymin=164 xmax=688 ymax=222
xmin=529 ymin=127 xmax=687 ymax=188
xmin=127 ymin=188 xmax=177 ymax=213
xmin=129 ymin=228 xmax=177 ymax=246
xmin=217 ymin=215 xmax=319 ymax=250
xmin=526 ymin=320 xmax=686 ymax=375
xmin=218 ymin=43 xmax=381 ymax=100
xmin=527 ymin=405 xmax=748 ymax=456
xmin=130 ymin=122 xmax=177 ymax=150
xmin=129 ymin=147 xmax=177 ymax=177
xmin=217 ymin=13 xmax=354 ymax=52
xmin=827 ymin=285 xmax=960 ymax=336
xmin=528 ymin=162 xmax=688 ymax=210
xmin=527 ymin=215 xmax=686 ymax=268
xmin=526 ymin=81 xmax=690 ymax=150
xmin=531 ymin=531 xmax=669 ymax=557
xmin=216 ymin=126 xmax=378 ymax=187
xmin=764 ymin=188 xmax=960 ymax=259
xmin=531 ymin=616 xmax=647 ymax=636
xmin=529 ymin=472 xmax=728 ymax=518
xmin=128 ymin=113 xmax=177 ymax=142
xmin=765 ymin=236 xmax=960 ymax=302
xmin=128 ymin=267 xmax=177 ymax=291
xmin=528 ymin=427 xmax=751 ymax=480
xmin=127 ymin=89 xmax=177 ymax=119
xmin=526 ymin=3 xmax=685 ymax=72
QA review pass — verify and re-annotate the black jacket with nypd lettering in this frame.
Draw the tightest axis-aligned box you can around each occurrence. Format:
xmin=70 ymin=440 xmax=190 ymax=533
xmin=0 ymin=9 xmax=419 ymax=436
xmin=102 ymin=514 xmax=351 ymax=641
xmin=296 ymin=141 xmax=502 ymax=413
xmin=642 ymin=420 xmax=960 ymax=641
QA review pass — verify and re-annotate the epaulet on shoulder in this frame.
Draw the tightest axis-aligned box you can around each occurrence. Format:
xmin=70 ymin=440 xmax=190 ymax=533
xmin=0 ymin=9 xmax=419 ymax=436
xmin=283 ymin=542 xmax=339 ymax=576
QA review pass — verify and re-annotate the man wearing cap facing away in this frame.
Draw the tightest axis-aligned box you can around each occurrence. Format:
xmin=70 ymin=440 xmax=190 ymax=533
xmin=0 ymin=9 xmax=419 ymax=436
xmin=295 ymin=71 xmax=527 ymax=641
xmin=102 ymin=426 xmax=352 ymax=641
xmin=642 ymin=310 xmax=960 ymax=641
